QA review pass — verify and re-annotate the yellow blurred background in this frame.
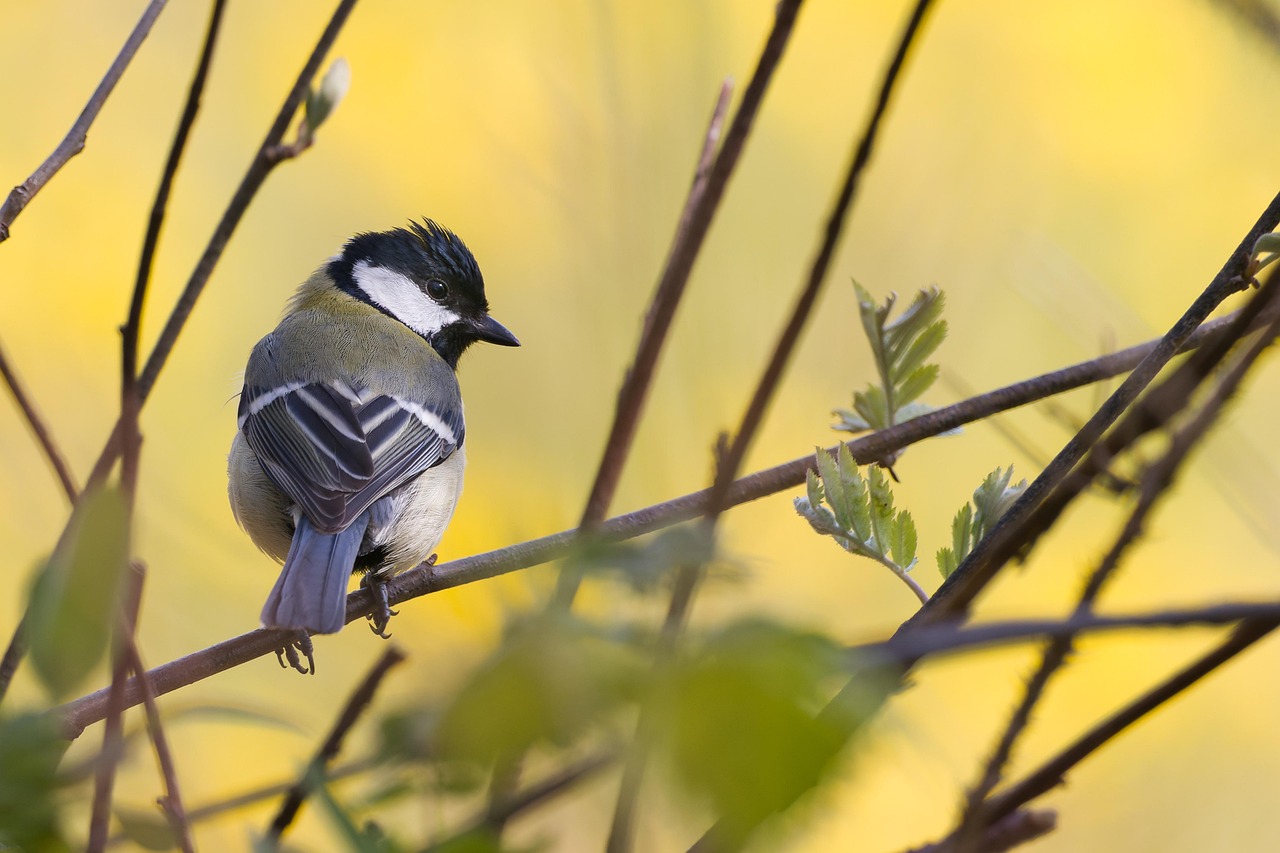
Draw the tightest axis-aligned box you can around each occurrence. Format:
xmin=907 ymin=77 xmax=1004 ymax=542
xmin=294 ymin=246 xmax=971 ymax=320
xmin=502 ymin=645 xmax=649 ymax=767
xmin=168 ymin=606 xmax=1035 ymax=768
xmin=2 ymin=0 xmax=1280 ymax=849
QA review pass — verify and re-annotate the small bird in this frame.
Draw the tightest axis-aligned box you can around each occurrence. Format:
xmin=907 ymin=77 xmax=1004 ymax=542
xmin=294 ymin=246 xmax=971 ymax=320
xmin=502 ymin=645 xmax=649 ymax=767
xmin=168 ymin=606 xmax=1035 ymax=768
xmin=227 ymin=220 xmax=518 ymax=672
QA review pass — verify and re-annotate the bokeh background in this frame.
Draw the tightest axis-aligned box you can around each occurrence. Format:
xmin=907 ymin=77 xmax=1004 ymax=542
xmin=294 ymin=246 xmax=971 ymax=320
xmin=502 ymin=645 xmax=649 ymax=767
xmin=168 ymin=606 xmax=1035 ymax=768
xmin=3 ymin=0 xmax=1280 ymax=849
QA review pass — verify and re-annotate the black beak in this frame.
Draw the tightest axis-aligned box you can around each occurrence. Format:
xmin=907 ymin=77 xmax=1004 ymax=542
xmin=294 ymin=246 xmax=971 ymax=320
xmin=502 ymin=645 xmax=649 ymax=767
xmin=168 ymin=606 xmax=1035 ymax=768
xmin=472 ymin=314 xmax=520 ymax=347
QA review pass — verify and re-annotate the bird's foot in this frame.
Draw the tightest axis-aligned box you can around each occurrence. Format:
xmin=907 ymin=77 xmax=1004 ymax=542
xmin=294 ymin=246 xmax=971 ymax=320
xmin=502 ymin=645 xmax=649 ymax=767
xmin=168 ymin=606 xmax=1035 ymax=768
xmin=274 ymin=631 xmax=316 ymax=675
xmin=363 ymin=574 xmax=399 ymax=639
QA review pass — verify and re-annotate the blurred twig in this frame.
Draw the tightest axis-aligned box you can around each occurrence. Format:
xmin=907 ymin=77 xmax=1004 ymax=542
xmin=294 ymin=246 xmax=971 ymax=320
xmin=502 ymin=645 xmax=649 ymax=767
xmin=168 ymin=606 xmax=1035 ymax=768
xmin=0 ymin=340 xmax=78 ymax=502
xmin=87 ymin=564 xmax=146 ymax=852
xmin=553 ymin=77 xmax=733 ymax=604
xmin=1211 ymin=0 xmax=1280 ymax=53
xmin=952 ymin=278 xmax=1280 ymax=850
xmin=265 ymin=646 xmax=405 ymax=845
xmin=552 ymin=0 xmax=786 ymax=603
xmin=611 ymin=2 xmax=938 ymax=849
xmin=427 ymin=752 xmax=617 ymax=851
xmin=0 ymin=0 xmax=169 ymax=243
xmin=52 ymin=304 xmax=1269 ymax=737
xmin=122 ymin=627 xmax=194 ymax=853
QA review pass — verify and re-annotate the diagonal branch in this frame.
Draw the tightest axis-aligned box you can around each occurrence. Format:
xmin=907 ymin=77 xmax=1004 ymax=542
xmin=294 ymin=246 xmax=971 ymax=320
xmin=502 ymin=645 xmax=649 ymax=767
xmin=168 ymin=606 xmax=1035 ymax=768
xmin=0 ymin=0 xmax=170 ymax=243
xmin=122 ymin=633 xmax=194 ymax=853
xmin=0 ymin=340 xmax=78 ymax=502
xmin=265 ymin=646 xmax=406 ymax=844
xmin=553 ymin=78 xmax=734 ymax=606
xmin=122 ymin=0 xmax=229 ymax=390
xmin=907 ymin=189 xmax=1280 ymax=630
xmin=952 ymin=278 xmax=1280 ymax=849
xmin=51 ymin=303 xmax=1269 ymax=737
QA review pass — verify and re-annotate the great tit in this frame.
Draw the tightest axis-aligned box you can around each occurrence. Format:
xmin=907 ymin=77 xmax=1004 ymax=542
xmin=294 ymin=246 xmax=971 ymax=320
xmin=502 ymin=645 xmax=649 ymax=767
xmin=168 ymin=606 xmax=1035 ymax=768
xmin=227 ymin=220 xmax=518 ymax=672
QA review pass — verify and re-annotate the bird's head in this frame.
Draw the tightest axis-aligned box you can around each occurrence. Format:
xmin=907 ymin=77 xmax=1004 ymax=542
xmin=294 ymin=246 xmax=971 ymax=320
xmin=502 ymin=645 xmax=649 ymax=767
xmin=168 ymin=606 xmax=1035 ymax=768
xmin=329 ymin=219 xmax=519 ymax=367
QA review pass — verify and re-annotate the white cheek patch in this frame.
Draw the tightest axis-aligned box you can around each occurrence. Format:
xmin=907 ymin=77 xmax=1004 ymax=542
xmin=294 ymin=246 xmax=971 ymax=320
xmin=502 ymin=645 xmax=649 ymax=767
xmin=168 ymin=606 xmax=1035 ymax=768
xmin=352 ymin=260 xmax=461 ymax=338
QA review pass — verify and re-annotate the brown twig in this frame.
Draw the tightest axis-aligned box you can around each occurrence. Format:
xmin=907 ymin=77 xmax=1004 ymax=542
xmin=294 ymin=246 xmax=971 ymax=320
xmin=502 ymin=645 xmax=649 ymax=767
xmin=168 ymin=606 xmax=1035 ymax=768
xmin=52 ymin=304 xmax=1266 ymax=737
xmin=0 ymin=341 xmax=78 ymax=502
xmin=87 ymin=564 xmax=146 ymax=852
xmin=609 ymin=3 xmax=937 ymax=849
xmin=553 ymin=78 xmax=734 ymax=607
xmin=426 ymin=752 xmax=617 ymax=850
xmin=952 ymin=281 xmax=1280 ymax=849
xmin=0 ymin=0 xmax=170 ymax=242
xmin=265 ymin=646 xmax=406 ymax=844
xmin=122 ymin=0 xmax=229 ymax=390
xmin=83 ymin=0 xmax=361 ymax=492
xmin=122 ymin=632 xmax=194 ymax=853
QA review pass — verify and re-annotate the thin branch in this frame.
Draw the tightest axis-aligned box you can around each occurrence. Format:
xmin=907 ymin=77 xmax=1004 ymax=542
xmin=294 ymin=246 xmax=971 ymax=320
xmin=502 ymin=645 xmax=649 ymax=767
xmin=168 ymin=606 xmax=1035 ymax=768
xmin=122 ymin=0 xmax=229 ymax=389
xmin=908 ymin=189 xmax=1280 ymax=630
xmin=87 ymin=564 xmax=146 ymax=852
xmin=859 ymin=600 xmax=1280 ymax=663
xmin=83 ymin=0 xmax=361 ymax=492
xmin=122 ymin=632 xmax=194 ymax=853
xmin=0 ymin=0 xmax=169 ymax=242
xmin=554 ymin=78 xmax=735 ymax=607
xmin=708 ymin=0 xmax=936 ymax=518
xmin=426 ymin=752 xmax=617 ymax=850
xmin=0 ymin=340 xmax=78 ymax=502
xmin=610 ymin=3 xmax=938 ymax=849
xmin=52 ymin=304 xmax=1267 ymax=737
xmin=952 ymin=283 xmax=1280 ymax=849
xmin=265 ymin=646 xmax=406 ymax=844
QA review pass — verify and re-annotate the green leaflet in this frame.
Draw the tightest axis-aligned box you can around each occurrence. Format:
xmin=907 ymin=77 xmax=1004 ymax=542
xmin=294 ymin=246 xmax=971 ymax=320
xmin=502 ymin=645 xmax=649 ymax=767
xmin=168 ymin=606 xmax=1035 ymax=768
xmin=936 ymin=466 xmax=1027 ymax=579
xmin=836 ymin=283 xmax=949 ymax=436
xmin=794 ymin=447 xmax=919 ymax=585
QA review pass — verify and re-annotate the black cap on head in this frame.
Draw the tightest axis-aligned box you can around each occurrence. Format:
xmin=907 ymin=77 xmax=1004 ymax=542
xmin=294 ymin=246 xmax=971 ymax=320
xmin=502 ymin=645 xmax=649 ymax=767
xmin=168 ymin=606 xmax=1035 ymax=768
xmin=330 ymin=219 xmax=518 ymax=367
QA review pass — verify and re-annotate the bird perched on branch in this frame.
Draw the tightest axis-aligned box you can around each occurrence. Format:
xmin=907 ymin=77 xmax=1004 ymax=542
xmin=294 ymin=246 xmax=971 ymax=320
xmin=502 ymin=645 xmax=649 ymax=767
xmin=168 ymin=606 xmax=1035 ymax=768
xmin=228 ymin=220 xmax=518 ymax=673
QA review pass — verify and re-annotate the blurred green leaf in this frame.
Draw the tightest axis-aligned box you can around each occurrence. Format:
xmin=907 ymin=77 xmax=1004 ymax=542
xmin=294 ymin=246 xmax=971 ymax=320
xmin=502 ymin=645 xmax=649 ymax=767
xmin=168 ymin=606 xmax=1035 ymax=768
xmin=426 ymin=830 xmax=514 ymax=853
xmin=563 ymin=525 xmax=716 ymax=594
xmin=0 ymin=712 xmax=71 ymax=851
xmin=435 ymin=616 xmax=647 ymax=765
xmin=27 ymin=485 xmax=130 ymax=699
xmin=310 ymin=774 xmax=398 ymax=853
xmin=657 ymin=621 xmax=867 ymax=838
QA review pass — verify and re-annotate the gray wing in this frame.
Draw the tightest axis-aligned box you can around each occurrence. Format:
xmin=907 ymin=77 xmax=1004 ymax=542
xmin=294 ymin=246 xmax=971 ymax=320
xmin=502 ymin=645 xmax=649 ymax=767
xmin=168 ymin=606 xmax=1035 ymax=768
xmin=238 ymin=379 xmax=464 ymax=534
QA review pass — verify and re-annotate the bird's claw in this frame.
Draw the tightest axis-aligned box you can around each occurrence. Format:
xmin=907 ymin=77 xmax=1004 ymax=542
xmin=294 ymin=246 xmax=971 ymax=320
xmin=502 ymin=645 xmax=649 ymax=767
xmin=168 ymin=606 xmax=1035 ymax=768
xmin=274 ymin=631 xmax=315 ymax=675
xmin=363 ymin=574 xmax=397 ymax=639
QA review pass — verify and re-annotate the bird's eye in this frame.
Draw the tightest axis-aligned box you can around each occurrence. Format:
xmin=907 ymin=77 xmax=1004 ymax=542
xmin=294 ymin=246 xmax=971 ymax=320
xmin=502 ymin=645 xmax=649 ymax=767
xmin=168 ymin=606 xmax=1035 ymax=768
xmin=425 ymin=279 xmax=448 ymax=301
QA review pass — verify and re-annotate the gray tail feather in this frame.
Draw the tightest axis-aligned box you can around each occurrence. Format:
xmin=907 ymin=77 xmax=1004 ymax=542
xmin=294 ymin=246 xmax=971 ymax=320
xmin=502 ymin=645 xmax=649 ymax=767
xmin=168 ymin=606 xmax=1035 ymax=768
xmin=261 ymin=515 xmax=370 ymax=635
